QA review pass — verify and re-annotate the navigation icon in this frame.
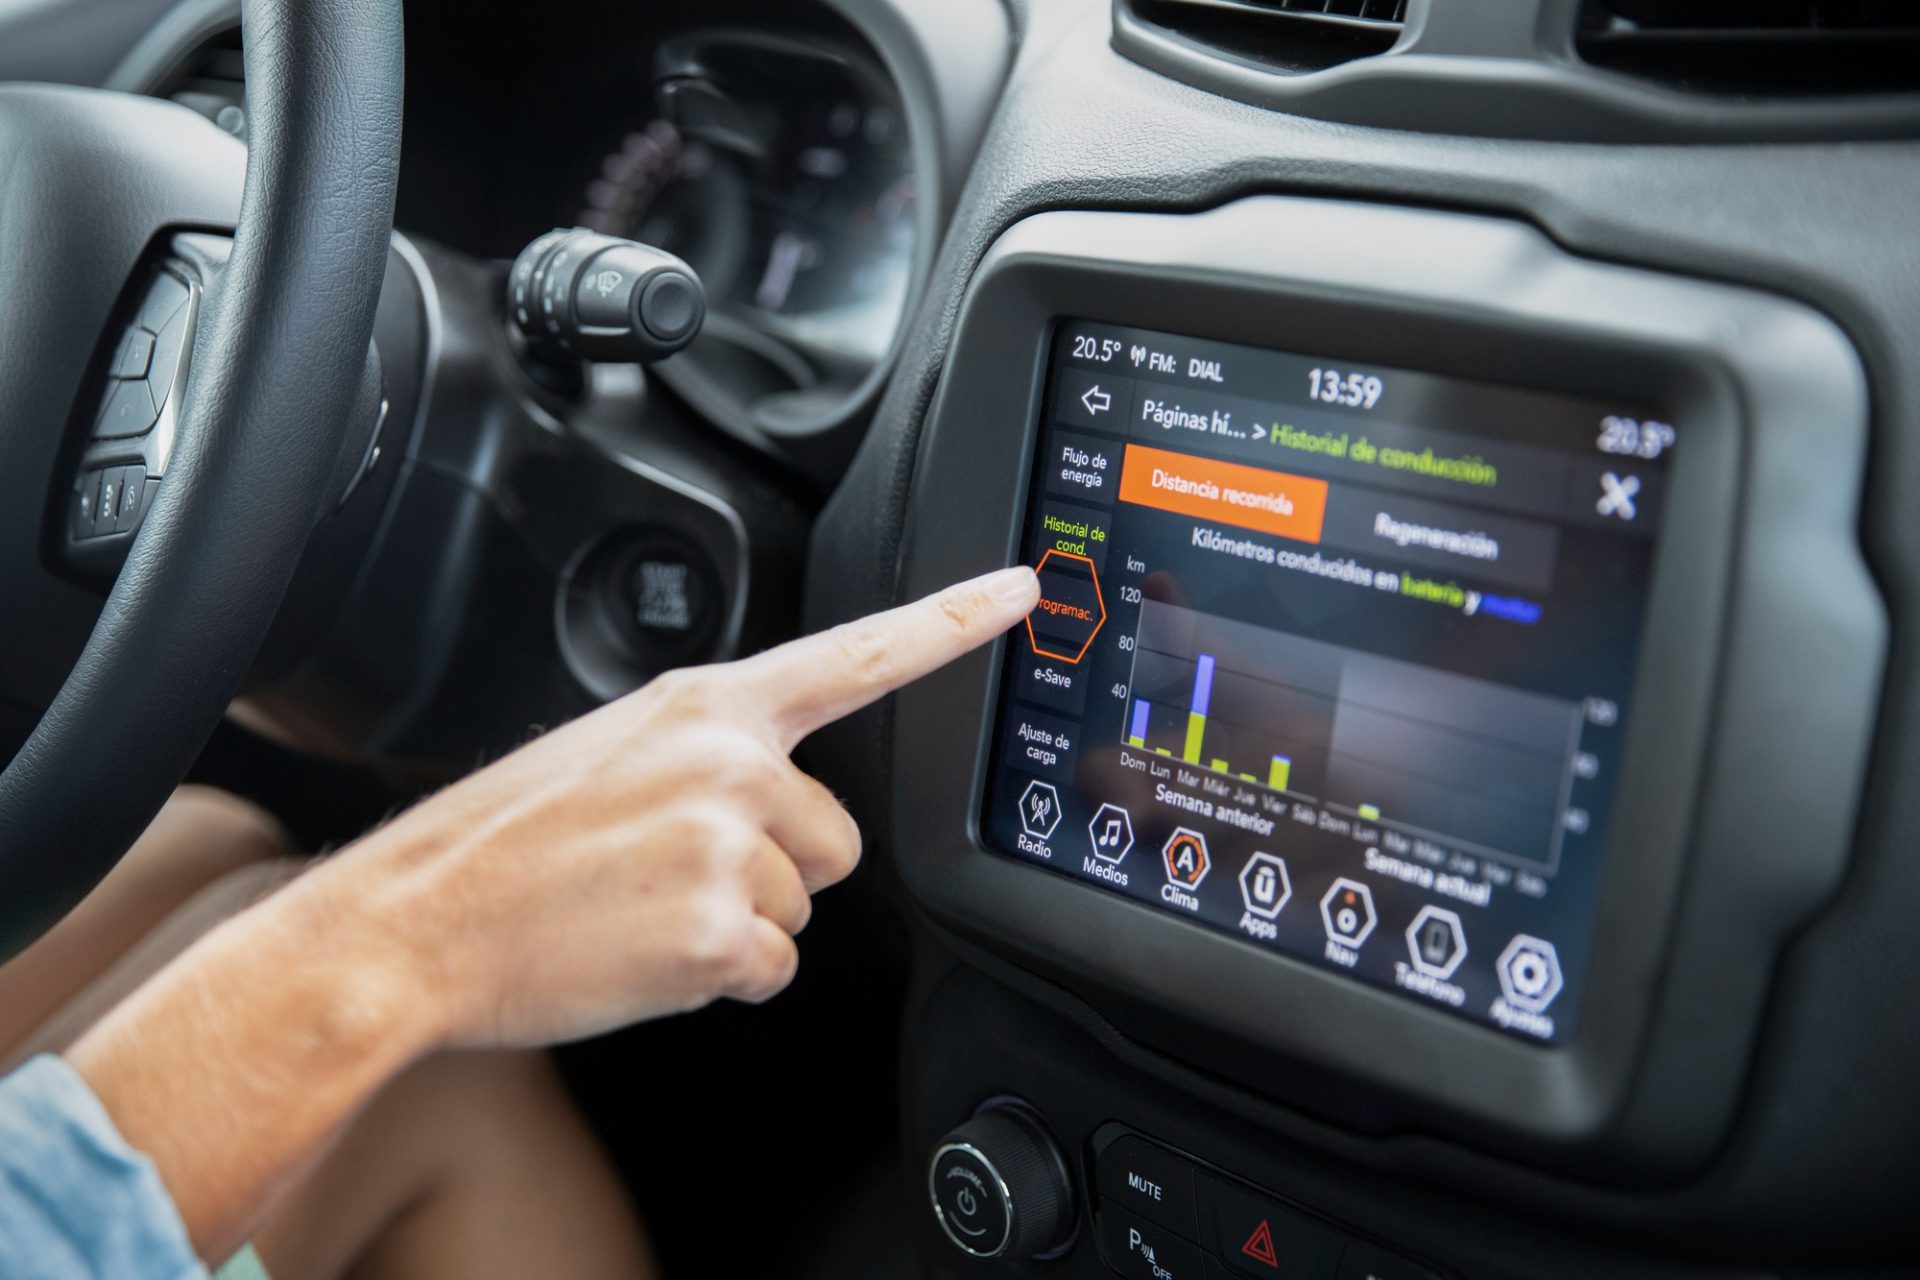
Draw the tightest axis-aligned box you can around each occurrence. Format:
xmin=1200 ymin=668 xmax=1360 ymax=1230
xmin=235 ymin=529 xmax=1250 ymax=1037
xmin=1081 ymin=385 xmax=1112 ymax=416
xmin=1497 ymin=935 xmax=1564 ymax=1012
xmin=1162 ymin=828 xmax=1210 ymax=888
xmin=1320 ymin=878 xmax=1378 ymax=948
xmin=1018 ymin=780 xmax=1062 ymax=840
xmin=1088 ymin=803 xmax=1134 ymax=864
xmin=1238 ymin=853 xmax=1292 ymax=920
xmin=1406 ymin=906 xmax=1468 ymax=980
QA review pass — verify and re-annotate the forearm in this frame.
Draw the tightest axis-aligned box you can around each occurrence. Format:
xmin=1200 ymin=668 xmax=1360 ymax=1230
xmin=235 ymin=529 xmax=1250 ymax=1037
xmin=66 ymin=855 xmax=439 ymax=1263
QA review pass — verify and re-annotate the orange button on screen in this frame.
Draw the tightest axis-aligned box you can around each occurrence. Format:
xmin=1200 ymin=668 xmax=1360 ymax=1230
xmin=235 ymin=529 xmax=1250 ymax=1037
xmin=1116 ymin=444 xmax=1329 ymax=545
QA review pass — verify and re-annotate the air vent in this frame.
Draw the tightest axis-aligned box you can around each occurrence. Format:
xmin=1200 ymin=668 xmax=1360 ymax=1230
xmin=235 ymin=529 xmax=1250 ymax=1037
xmin=156 ymin=28 xmax=247 ymax=139
xmin=1125 ymin=0 xmax=1406 ymax=76
xmin=1578 ymin=0 xmax=1920 ymax=95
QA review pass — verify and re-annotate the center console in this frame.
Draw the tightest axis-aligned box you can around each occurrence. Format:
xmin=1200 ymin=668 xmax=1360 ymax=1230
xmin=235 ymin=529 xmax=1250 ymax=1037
xmin=889 ymin=193 xmax=1881 ymax=1240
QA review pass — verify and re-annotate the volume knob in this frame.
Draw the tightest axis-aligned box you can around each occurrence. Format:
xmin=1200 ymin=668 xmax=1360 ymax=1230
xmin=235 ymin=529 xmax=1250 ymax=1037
xmin=928 ymin=1104 xmax=1076 ymax=1261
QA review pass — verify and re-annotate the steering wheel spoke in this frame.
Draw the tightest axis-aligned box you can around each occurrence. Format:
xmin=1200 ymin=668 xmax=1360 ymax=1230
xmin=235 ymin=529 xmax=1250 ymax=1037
xmin=0 ymin=0 xmax=403 ymax=959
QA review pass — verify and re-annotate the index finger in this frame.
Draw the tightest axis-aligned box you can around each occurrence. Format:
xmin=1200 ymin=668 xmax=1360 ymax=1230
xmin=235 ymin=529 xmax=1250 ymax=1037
xmin=735 ymin=566 xmax=1040 ymax=751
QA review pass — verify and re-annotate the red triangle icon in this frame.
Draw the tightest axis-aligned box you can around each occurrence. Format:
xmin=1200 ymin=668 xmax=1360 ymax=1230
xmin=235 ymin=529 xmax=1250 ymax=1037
xmin=1241 ymin=1218 xmax=1279 ymax=1268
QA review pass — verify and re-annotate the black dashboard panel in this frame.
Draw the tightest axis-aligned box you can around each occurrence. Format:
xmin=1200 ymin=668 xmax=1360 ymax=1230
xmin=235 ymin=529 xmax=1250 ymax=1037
xmin=806 ymin=0 xmax=1920 ymax=1257
xmin=888 ymin=196 xmax=1879 ymax=1178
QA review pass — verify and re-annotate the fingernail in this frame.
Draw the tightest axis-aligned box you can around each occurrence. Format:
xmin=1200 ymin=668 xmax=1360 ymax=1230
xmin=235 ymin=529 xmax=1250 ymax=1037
xmin=985 ymin=565 xmax=1038 ymax=604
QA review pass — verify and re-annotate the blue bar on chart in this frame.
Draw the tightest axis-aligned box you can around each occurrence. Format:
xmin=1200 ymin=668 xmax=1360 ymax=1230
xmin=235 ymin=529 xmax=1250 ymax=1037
xmin=1128 ymin=699 xmax=1151 ymax=748
xmin=1181 ymin=654 xmax=1215 ymax=764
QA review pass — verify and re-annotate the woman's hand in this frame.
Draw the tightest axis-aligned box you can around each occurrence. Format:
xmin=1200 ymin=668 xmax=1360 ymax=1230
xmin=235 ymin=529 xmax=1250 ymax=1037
xmin=301 ymin=563 xmax=1040 ymax=1051
xmin=70 ymin=566 xmax=1038 ymax=1258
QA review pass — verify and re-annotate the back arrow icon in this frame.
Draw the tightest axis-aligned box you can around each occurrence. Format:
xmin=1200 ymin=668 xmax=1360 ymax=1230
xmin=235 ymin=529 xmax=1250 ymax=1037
xmin=1082 ymin=385 xmax=1112 ymax=415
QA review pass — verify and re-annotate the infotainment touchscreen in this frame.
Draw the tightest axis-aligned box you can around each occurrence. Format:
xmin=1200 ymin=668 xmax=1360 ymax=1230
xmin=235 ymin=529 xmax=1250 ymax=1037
xmin=979 ymin=321 xmax=1677 ymax=1044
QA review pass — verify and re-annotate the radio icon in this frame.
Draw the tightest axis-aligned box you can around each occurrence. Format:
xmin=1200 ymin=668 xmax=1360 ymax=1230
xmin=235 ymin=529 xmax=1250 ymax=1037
xmin=1017 ymin=780 xmax=1062 ymax=839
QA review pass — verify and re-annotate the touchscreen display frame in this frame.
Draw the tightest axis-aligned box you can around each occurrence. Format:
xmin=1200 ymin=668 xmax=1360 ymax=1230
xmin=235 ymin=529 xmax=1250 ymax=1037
xmin=885 ymin=197 xmax=1874 ymax=1173
xmin=976 ymin=320 xmax=1677 ymax=1047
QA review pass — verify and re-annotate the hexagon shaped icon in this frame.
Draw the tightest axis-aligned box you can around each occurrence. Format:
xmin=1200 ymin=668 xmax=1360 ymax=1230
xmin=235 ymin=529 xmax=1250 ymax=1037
xmin=1406 ymin=906 xmax=1468 ymax=980
xmin=1024 ymin=549 xmax=1107 ymax=665
xmin=1017 ymin=780 xmax=1061 ymax=839
xmin=1237 ymin=853 xmax=1291 ymax=920
xmin=1320 ymin=878 xmax=1377 ymax=948
xmin=1496 ymin=935 xmax=1564 ymax=1013
xmin=1087 ymin=803 xmax=1134 ymax=864
xmin=1162 ymin=828 xmax=1210 ymax=888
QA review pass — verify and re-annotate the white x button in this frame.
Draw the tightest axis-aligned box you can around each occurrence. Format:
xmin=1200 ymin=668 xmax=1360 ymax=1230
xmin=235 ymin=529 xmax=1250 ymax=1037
xmin=1596 ymin=471 xmax=1641 ymax=520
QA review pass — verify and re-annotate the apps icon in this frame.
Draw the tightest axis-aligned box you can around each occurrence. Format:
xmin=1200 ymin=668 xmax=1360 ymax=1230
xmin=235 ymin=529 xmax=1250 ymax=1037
xmin=1238 ymin=853 xmax=1291 ymax=920
xmin=1017 ymin=780 xmax=1062 ymax=839
xmin=1088 ymin=803 xmax=1134 ymax=864
xmin=1406 ymin=906 xmax=1467 ymax=980
xmin=1497 ymin=935 xmax=1564 ymax=1012
xmin=1162 ymin=828 xmax=1210 ymax=888
xmin=1320 ymin=878 xmax=1377 ymax=948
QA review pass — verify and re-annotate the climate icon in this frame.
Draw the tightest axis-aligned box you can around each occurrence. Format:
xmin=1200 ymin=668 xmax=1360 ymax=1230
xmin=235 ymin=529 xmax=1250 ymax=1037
xmin=1161 ymin=829 xmax=1210 ymax=888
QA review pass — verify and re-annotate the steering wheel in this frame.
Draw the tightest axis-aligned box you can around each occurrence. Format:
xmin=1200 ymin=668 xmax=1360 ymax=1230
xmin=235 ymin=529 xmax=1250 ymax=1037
xmin=0 ymin=0 xmax=401 ymax=959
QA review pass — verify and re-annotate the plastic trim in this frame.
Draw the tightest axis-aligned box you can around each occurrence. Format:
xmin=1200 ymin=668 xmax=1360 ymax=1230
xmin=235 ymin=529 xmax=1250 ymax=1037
xmin=1113 ymin=0 xmax=1920 ymax=144
xmin=889 ymin=196 xmax=1882 ymax=1179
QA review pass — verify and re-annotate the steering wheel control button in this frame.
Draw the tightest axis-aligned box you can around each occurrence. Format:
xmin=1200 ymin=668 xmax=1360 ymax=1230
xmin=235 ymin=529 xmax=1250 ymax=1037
xmin=1200 ymin=1174 xmax=1345 ymax=1280
xmin=93 ymin=377 xmax=159 ymax=440
xmin=1405 ymin=906 xmax=1468 ymax=980
xmin=1237 ymin=853 xmax=1292 ymax=934
xmin=930 ymin=1106 xmax=1076 ymax=1261
xmin=1319 ymin=878 xmax=1377 ymax=963
xmin=147 ymin=306 xmax=192 ymax=411
xmin=1094 ymin=1134 xmax=1199 ymax=1238
xmin=109 ymin=327 xmax=155 ymax=380
xmin=1494 ymin=935 xmax=1564 ymax=1037
xmin=929 ymin=1143 xmax=1012 ymax=1259
xmin=1018 ymin=779 xmax=1063 ymax=841
xmin=93 ymin=470 xmax=124 ymax=539
xmin=1089 ymin=802 xmax=1135 ymax=865
xmin=1099 ymin=1203 xmax=1205 ymax=1280
xmin=70 ymin=471 xmax=103 ymax=541
xmin=135 ymin=270 xmax=190 ymax=332
xmin=113 ymin=466 xmax=149 ymax=534
xmin=1162 ymin=828 xmax=1210 ymax=907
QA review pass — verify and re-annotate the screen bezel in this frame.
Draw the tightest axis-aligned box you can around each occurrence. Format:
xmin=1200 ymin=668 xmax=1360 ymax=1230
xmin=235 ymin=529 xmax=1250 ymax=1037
xmin=889 ymin=197 xmax=1878 ymax=1176
xmin=981 ymin=320 xmax=1676 ymax=1047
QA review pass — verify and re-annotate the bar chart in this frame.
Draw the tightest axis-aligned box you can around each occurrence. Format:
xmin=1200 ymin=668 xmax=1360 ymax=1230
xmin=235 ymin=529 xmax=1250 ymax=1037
xmin=1122 ymin=601 xmax=1585 ymax=869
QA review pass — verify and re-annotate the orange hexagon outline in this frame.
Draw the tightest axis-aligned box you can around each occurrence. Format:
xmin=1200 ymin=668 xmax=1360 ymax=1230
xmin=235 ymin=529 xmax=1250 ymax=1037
xmin=1162 ymin=827 xmax=1211 ymax=888
xmin=1024 ymin=548 xmax=1106 ymax=665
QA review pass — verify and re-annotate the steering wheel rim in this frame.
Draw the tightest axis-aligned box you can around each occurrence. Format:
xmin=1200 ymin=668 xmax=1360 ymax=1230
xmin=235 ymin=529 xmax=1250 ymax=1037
xmin=0 ymin=0 xmax=402 ymax=958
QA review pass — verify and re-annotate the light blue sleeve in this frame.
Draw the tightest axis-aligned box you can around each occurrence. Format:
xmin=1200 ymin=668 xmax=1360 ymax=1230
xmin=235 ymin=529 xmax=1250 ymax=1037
xmin=0 ymin=1053 xmax=209 ymax=1280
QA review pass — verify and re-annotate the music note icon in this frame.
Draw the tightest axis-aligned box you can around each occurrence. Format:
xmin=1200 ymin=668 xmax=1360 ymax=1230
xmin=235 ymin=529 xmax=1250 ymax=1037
xmin=1087 ymin=803 xmax=1134 ymax=865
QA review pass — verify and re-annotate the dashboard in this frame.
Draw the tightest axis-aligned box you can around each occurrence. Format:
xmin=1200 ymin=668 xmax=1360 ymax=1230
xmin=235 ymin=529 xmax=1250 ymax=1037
xmin=9 ymin=0 xmax=1920 ymax=1274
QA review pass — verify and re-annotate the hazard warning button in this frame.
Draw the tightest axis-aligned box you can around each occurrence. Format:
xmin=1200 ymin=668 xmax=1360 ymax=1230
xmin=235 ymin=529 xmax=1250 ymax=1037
xmin=1199 ymin=1172 xmax=1345 ymax=1279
